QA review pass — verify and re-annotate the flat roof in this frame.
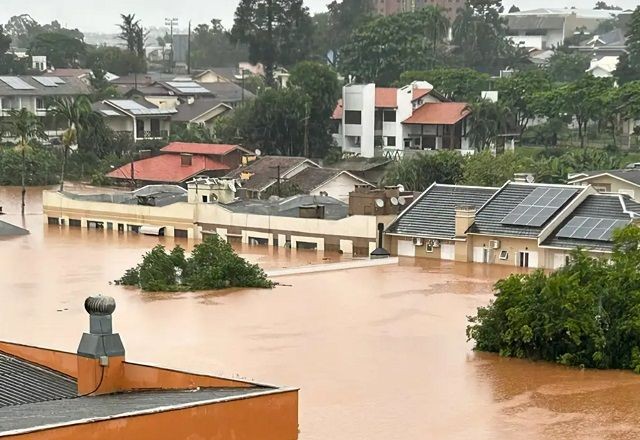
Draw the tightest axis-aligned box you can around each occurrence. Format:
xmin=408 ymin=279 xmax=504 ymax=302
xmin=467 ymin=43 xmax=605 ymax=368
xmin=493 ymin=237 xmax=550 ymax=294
xmin=0 ymin=387 xmax=276 ymax=435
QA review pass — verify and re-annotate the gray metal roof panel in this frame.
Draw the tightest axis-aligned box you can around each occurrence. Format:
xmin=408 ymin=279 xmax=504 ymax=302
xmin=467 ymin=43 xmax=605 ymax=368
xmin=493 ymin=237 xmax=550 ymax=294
xmin=469 ymin=183 xmax=581 ymax=238
xmin=0 ymin=387 xmax=271 ymax=433
xmin=0 ymin=353 xmax=77 ymax=407
xmin=0 ymin=76 xmax=90 ymax=97
xmin=387 ymin=184 xmax=498 ymax=238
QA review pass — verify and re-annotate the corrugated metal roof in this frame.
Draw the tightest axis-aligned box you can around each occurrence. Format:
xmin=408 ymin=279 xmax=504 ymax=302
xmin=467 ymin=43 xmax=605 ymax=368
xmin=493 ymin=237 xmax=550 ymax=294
xmin=387 ymin=184 xmax=498 ymax=238
xmin=0 ymin=353 xmax=77 ymax=407
xmin=469 ymin=183 xmax=581 ymax=238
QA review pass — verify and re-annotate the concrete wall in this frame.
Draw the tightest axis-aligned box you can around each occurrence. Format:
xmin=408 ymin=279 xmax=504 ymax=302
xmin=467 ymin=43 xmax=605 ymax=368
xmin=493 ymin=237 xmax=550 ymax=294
xmin=311 ymin=173 xmax=364 ymax=203
xmin=146 ymin=96 xmax=180 ymax=109
xmin=342 ymin=84 xmax=376 ymax=158
xmin=570 ymin=175 xmax=640 ymax=201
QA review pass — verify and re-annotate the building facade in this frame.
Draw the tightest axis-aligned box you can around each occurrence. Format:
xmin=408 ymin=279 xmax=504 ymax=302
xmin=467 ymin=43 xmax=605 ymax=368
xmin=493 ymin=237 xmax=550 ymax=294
xmin=374 ymin=0 xmax=464 ymax=23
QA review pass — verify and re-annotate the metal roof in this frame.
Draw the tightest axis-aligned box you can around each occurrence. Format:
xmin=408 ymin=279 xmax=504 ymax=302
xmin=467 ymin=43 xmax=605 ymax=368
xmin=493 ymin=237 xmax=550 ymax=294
xmin=468 ymin=183 xmax=582 ymax=238
xmin=0 ymin=353 xmax=77 ymax=407
xmin=0 ymin=76 xmax=90 ymax=97
xmin=223 ymin=195 xmax=348 ymax=220
xmin=386 ymin=184 xmax=498 ymax=239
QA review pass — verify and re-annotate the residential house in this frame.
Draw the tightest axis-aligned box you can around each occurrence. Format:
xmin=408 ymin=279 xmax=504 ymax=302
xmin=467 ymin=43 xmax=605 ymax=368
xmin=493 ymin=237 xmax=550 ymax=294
xmin=504 ymin=8 xmax=625 ymax=50
xmin=92 ymin=99 xmax=176 ymax=142
xmin=386 ymin=181 xmax=640 ymax=269
xmin=225 ymin=156 xmax=320 ymax=199
xmin=172 ymin=97 xmax=232 ymax=130
xmin=329 ymin=158 xmax=395 ymax=186
xmin=43 ymin=185 xmax=399 ymax=255
xmin=332 ymin=81 xmax=471 ymax=159
xmin=0 ymin=295 xmax=297 ymax=440
xmin=570 ymin=28 xmax=628 ymax=58
xmin=0 ymin=75 xmax=91 ymax=139
xmin=106 ymin=142 xmax=249 ymax=186
xmin=285 ymin=167 xmax=373 ymax=203
xmin=586 ymin=56 xmax=619 ymax=78
xmin=568 ymin=168 xmax=640 ymax=201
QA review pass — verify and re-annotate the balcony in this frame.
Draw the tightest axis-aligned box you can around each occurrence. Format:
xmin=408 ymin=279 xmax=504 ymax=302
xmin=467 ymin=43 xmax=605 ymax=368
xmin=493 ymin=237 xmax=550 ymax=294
xmin=134 ymin=130 xmax=169 ymax=141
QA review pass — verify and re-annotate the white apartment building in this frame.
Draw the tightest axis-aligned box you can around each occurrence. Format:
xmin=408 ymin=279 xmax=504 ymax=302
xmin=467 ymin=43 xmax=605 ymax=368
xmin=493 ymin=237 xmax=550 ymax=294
xmin=332 ymin=81 xmax=472 ymax=159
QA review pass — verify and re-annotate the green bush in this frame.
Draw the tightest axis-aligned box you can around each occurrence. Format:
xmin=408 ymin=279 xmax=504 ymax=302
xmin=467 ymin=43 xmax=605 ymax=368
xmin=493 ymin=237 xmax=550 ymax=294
xmin=467 ymin=226 xmax=640 ymax=372
xmin=116 ymin=235 xmax=273 ymax=291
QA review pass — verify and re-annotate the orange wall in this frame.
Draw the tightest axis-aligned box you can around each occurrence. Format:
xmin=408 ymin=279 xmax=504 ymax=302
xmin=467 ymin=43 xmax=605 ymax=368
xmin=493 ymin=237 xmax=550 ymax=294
xmin=0 ymin=341 xmax=78 ymax=378
xmin=7 ymin=390 xmax=299 ymax=440
xmin=122 ymin=362 xmax=256 ymax=390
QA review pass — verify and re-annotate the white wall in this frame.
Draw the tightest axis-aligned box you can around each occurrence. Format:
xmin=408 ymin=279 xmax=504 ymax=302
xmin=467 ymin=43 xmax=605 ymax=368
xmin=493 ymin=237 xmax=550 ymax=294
xmin=311 ymin=173 xmax=363 ymax=203
xmin=342 ymin=84 xmax=376 ymax=158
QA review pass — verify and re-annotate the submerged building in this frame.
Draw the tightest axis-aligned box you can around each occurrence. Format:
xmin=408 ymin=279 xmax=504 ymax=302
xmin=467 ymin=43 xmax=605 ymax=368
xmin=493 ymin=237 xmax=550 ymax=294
xmin=0 ymin=295 xmax=298 ymax=439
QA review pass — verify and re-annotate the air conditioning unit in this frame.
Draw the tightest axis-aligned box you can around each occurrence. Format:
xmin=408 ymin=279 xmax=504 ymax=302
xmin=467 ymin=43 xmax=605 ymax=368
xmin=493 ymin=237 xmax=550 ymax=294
xmin=432 ymin=240 xmax=441 ymax=248
xmin=413 ymin=237 xmax=424 ymax=246
xmin=489 ymin=240 xmax=501 ymax=249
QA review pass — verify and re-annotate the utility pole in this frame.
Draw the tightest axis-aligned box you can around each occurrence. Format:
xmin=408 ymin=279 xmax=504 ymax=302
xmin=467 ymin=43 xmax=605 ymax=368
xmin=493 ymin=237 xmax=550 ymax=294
xmin=303 ymin=101 xmax=310 ymax=158
xmin=241 ymin=68 xmax=245 ymax=103
xmin=165 ymin=18 xmax=178 ymax=74
xmin=187 ymin=20 xmax=192 ymax=75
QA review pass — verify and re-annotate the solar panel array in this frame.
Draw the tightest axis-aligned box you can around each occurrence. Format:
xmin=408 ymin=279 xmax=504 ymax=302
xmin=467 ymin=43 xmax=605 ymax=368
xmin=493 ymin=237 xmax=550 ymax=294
xmin=0 ymin=76 xmax=35 ymax=90
xmin=501 ymin=187 xmax=576 ymax=227
xmin=108 ymin=100 xmax=177 ymax=116
xmin=166 ymin=81 xmax=209 ymax=94
xmin=101 ymin=109 xmax=121 ymax=117
xmin=32 ymin=76 xmax=65 ymax=87
xmin=557 ymin=216 xmax=629 ymax=241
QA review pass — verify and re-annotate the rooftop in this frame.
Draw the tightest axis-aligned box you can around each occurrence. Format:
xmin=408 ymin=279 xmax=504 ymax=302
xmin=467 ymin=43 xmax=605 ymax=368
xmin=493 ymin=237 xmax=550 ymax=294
xmin=0 ymin=220 xmax=29 ymax=237
xmin=287 ymin=168 xmax=370 ymax=193
xmin=226 ymin=156 xmax=319 ymax=192
xmin=61 ymin=185 xmax=187 ymax=207
xmin=0 ymin=76 xmax=90 ymax=97
xmin=107 ymin=153 xmax=230 ymax=183
xmin=469 ymin=182 xmax=584 ymax=238
xmin=569 ymin=168 xmax=640 ymax=187
xmin=223 ymin=195 xmax=348 ymax=220
xmin=172 ymin=98 xmax=231 ymax=122
xmin=161 ymin=142 xmax=242 ymax=156
xmin=542 ymin=194 xmax=640 ymax=251
xmin=403 ymin=102 xmax=470 ymax=125
xmin=386 ymin=184 xmax=498 ymax=239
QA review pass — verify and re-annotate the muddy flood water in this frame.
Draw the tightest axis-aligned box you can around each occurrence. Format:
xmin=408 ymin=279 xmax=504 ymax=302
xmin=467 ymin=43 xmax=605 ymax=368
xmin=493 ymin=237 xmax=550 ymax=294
xmin=1 ymin=186 xmax=640 ymax=439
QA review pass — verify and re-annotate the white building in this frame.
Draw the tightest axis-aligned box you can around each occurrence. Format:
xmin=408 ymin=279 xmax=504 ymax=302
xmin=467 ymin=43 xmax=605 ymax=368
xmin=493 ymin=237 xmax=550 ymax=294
xmin=586 ymin=56 xmax=619 ymax=78
xmin=331 ymin=81 xmax=472 ymax=159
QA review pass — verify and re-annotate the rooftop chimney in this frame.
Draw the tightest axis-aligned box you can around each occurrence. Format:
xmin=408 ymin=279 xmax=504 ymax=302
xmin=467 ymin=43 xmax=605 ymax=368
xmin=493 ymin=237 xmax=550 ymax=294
xmin=76 ymin=295 xmax=125 ymax=396
xmin=370 ymin=222 xmax=390 ymax=259
xmin=455 ymin=205 xmax=476 ymax=238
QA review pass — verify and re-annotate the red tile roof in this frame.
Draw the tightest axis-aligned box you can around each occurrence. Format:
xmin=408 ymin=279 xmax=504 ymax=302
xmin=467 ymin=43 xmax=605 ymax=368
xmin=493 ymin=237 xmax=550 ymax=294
xmin=106 ymin=154 xmax=230 ymax=183
xmin=403 ymin=102 xmax=470 ymax=125
xmin=331 ymin=99 xmax=343 ymax=120
xmin=160 ymin=142 xmax=240 ymax=155
xmin=412 ymin=88 xmax=432 ymax=101
xmin=375 ymin=88 xmax=397 ymax=108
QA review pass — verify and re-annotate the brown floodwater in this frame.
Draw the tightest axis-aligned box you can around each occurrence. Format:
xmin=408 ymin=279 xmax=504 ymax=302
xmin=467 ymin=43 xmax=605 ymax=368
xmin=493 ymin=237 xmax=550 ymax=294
xmin=1 ymin=186 xmax=640 ymax=440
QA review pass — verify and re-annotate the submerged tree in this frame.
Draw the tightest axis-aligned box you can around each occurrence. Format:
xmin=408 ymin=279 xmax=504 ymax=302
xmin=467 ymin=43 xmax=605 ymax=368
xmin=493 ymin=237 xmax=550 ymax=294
xmin=467 ymin=226 xmax=640 ymax=373
xmin=117 ymin=235 xmax=274 ymax=291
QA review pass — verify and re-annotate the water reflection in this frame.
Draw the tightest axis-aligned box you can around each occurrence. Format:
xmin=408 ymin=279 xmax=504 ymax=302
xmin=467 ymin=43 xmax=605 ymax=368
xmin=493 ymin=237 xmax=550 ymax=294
xmin=1 ymin=186 xmax=639 ymax=439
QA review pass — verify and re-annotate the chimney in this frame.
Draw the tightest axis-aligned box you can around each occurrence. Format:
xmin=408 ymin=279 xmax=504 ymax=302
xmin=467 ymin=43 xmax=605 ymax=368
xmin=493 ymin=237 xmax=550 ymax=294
xmin=455 ymin=205 xmax=476 ymax=238
xmin=181 ymin=153 xmax=193 ymax=166
xmin=139 ymin=149 xmax=152 ymax=159
xmin=76 ymin=295 xmax=125 ymax=396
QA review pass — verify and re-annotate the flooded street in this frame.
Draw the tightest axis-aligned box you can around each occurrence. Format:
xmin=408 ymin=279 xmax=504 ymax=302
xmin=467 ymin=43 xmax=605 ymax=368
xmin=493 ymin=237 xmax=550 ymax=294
xmin=1 ymin=186 xmax=640 ymax=439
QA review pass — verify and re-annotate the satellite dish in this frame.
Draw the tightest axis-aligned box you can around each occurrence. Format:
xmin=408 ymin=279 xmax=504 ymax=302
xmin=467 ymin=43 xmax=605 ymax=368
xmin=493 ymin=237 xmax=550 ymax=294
xmin=398 ymin=196 xmax=406 ymax=206
xmin=390 ymin=197 xmax=399 ymax=206
xmin=254 ymin=149 xmax=262 ymax=157
xmin=526 ymin=175 xmax=535 ymax=183
xmin=375 ymin=199 xmax=385 ymax=208
xmin=397 ymin=184 xmax=405 ymax=192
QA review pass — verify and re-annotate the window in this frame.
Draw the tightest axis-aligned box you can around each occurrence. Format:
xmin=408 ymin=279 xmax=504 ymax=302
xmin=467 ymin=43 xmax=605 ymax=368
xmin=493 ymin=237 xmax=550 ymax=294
xmin=344 ymin=110 xmax=362 ymax=125
xmin=383 ymin=110 xmax=396 ymax=122
xmin=36 ymin=98 xmax=45 ymax=110
xmin=387 ymin=137 xmax=396 ymax=147
xmin=202 ymin=195 xmax=208 ymax=203
xmin=499 ymin=250 xmax=509 ymax=260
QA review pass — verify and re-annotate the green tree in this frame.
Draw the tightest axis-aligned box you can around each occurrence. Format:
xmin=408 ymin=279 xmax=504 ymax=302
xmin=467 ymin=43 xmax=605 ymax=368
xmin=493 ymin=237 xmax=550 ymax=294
xmin=89 ymin=67 xmax=120 ymax=100
xmin=398 ymin=68 xmax=491 ymax=101
xmin=496 ymin=69 xmax=552 ymax=136
xmin=461 ymin=150 xmax=521 ymax=186
xmin=48 ymin=96 xmax=92 ymax=191
xmin=28 ymin=32 xmax=86 ymax=68
xmin=614 ymin=6 xmax=640 ymax=84
xmin=340 ymin=7 xmax=450 ymax=84
xmin=0 ymin=25 xmax=27 ymax=75
xmin=321 ymin=0 xmax=373 ymax=65
xmin=546 ymin=51 xmax=590 ymax=82
xmin=231 ymin=0 xmax=313 ymax=86
xmin=383 ymin=151 xmax=465 ymax=191
xmin=594 ymin=1 xmax=622 ymax=10
xmin=465 ymin=99 xmax=513 ymax=150
xmin=3 ymin=109 xmax=47 ymax=214
xmin=467 ymin=226 xmax=640 ymax=373
xmin=191 ymin=19 xmax=248 ymax=69
xmin=118 ymin=14 xmax=147 ymax=66
xmin=289 ymin=61 xmax=340 ymax=157
xmin=86 ymin=45 xmax=146 ymax=76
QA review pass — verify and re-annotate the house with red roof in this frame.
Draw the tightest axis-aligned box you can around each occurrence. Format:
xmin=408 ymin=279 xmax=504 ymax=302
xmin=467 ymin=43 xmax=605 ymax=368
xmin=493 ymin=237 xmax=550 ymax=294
xmin=106 ymin=142 xmax=250 ymax=186
xmin=331 ymin=81 xmax=472 ymax=159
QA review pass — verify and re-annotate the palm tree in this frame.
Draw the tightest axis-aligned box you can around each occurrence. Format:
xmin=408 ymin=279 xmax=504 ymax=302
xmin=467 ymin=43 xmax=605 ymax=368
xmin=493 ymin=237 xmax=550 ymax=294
xmin=465 ymin=100 xmax=513 ymax=151
xmin=4 ymin=109 xmax=47 ymax=215
xmin=48 ymin=96 xmax=91 ymax=191
xmin=421 ymin=6 xmax=450 ymax=69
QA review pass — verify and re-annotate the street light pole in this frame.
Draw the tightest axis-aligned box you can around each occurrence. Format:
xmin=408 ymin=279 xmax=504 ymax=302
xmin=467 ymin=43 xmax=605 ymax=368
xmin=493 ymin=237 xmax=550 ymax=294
xmin=164 ymin=17 xmax=178 ymax=74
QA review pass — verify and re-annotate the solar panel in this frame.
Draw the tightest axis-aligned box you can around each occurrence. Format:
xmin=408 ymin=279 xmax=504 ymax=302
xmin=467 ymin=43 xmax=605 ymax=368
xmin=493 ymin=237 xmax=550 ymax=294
xmin=557 ymin=216 xmax=630 ymax=241
xmin=32 ymin=76 xmax=59 ymax=87
xmin=501 ymin=187 xmax=577 ymax=227
xmin=0 ymin=76 xmax=35 ymax=90
xmin=50 ymin=76 xmax=65 ymax=84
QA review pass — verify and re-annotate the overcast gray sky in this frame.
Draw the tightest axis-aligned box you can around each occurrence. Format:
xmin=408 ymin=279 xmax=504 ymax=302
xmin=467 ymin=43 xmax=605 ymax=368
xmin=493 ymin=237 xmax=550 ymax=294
xmin=1 ymin=0 xmax=637 ymax=33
